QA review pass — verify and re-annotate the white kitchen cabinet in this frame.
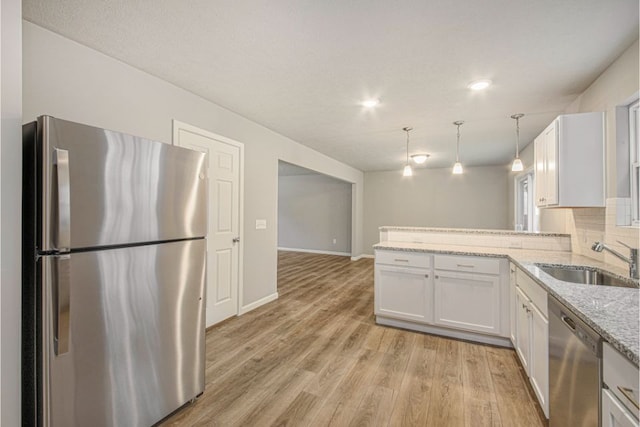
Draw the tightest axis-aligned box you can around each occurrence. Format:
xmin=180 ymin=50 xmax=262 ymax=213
xmin=514 ymin=269 xmax=549 ymax=418
xmin=374 ymin=250 xmax=510 ymax=346
xmin=603 ymin=389 xmax=639 ymax=427
xmin=529 ymin=302 xmax=549 ymax=416
xmin=433 ymin=255 xmax=506 ymax=336
xmin=603 ymin=342 xmax=640 ymax=426
xmin=509 ymin=263 xmax=516 ymax=345
xmin=433 ymin=271 xmax=500 ymax=335
xmin=374 ymin=250 xmax=432 ymax=323
xmin=515 ymin=286 xmax=531 ymax=374
xmin=534 ymin=112 xmax=604 ymax=208
xmin=375 ymin=264 xmax=432 ymax=323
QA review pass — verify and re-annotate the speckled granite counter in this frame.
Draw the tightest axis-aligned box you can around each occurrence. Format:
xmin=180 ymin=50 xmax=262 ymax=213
xmin=374 ymin=241 xmax=640 ymax=366
xmin=379 ymin=226 xmax=570 ymax=237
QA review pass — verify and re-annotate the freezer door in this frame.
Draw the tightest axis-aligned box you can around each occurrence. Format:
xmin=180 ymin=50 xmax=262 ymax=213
xmin=42 ymin=239 xmax=206 ymax=427
xmin=37 ymin=116 xmax=207 ymax=251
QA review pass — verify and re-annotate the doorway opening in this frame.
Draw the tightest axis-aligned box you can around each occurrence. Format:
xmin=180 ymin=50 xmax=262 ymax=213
xmin=277 ymin=161 xmax=353 ymax=256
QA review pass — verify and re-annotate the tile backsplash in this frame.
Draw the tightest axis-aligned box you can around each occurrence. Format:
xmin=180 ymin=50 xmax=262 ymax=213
xmin=568 ymin=198 xmax=640 ymax=270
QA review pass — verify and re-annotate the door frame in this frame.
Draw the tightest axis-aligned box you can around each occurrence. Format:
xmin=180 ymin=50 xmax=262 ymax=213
xmin=172 ymin=120 xmax=245 ymax=319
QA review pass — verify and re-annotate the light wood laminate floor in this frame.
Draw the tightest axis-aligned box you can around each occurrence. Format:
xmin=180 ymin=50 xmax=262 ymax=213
xmin=161 ymin=251 xmax=546 ymax=426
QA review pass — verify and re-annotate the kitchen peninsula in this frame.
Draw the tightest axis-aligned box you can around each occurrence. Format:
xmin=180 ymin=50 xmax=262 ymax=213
xmin=374 ymin=226 xmax=639 ymax=363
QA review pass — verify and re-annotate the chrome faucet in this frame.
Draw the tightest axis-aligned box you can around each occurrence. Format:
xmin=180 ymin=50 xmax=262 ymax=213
xmin=591 ymin=241 xmax=639 ymax=280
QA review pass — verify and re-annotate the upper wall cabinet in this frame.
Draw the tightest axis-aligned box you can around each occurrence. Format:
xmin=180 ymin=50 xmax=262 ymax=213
xmin=534 ymin=112 xmax=605 ymax=208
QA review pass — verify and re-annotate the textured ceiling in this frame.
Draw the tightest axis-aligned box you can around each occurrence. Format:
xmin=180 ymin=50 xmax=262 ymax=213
xmin=23 ymin=1 xmax=639 ymax=171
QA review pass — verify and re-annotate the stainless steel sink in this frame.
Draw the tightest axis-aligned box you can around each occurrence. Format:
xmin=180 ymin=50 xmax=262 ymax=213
xmin=536 ymin=264 xmax=639 ymax=289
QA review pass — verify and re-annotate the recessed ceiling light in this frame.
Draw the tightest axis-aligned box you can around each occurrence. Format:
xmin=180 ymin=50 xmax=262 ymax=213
xmin=468 ymin=80 xmax=492 ymax=91
xmin=361 ymin=99 xmax=380 ymax=108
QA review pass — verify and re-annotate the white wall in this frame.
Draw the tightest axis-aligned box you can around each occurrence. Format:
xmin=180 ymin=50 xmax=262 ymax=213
xmin=1 ymin=0 xmax=23 ymax=424
xmin=278 ymin=173 xmax=352 ymax=254
xmin=363 ymin=165 xmax=509 ymax=254
xmin=22 ymin=22 xmax=364 ymax=310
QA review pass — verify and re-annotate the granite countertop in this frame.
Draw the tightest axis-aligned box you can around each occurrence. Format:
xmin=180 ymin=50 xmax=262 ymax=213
xmin=379 ymin=226 xmax=570 ymax=237
xmin=373 ymin=241 xmax=640 ymax=366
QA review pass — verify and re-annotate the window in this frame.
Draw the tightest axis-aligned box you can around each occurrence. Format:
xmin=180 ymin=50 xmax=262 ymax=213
xmin=630 ymin=99 xmax=640 ymax=225
xmin=515 ymin=171 xmax=539 ymax=232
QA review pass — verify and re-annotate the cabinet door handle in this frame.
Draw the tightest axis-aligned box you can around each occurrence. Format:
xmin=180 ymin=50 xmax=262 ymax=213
xmin=394 ymin=259 xmax=409 ymax=263
xmin=425 ymin=274 xmax=429 ymax=278
xmin=435 ymin=275 xmax=439 ymax=279
xmin=617 ymin=386 xmax=640 ymax=410
xmin=457 ymin=263 xmax=475 ymax=268
xmin=522 ymin=303 xmax=528 ymax=309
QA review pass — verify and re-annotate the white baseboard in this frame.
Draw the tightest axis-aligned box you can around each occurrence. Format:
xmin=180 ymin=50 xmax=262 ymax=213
xmin=376 ymin=316 xmax=513 ymax=348
xmin=278 ymin=247 xmax=351 ymax=257
xmin=350 ymin=254 xmax=374 ymax=261
xmin=239 ymin=292 xmax=278 ymax=315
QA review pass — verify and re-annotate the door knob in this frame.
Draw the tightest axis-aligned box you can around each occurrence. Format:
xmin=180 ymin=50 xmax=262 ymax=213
xmin=232 ymin=237 xmax=240 ymax=243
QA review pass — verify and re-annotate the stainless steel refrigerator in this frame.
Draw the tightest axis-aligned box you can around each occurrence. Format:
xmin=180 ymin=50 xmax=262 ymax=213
xmin=22 ymin=116 xmax=208 ymax=426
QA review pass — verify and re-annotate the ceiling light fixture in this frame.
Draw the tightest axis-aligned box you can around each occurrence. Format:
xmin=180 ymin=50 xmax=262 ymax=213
xmin=361 ymin=99 xmax=380 ymax=108
xmin=511 ymin=113 xmax=525 ymax=172
xmin=411 ymin=153 xmax=430 ymax=164
xmin=468 ymin=80 xmax=492 ymax=91
xmin=402 ymin=127 xmax=413 ymax=177
xmin=452 ymin=121 xmax=464 ymax=175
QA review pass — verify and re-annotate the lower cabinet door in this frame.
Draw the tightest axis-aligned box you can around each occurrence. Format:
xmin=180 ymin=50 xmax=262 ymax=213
xmin=509 ymin=264 xmax=517 ymax=346
xmin=433 ymin=271 xmax=500 ymax=335
xmin=375 ymin=264 xmax=431 ymax=323
xmin=530 ymin=303 xmax=549 ymax=418
xmin=515 ymin=287 xmax=531 ymax=375
xmin=602 ymin=388 xmax=640 ymax=427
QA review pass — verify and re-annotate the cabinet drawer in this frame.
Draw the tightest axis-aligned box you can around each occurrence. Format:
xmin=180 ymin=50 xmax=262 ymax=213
xmin=375 ymin=250 xmax=430 ymax=269
xmin=603 ymin=342 xmax=640 ymax=419
xmin=516 ymin=268 xmax=547 ymax=317
xmin=434 ymin=254 xmax=500 ymax=275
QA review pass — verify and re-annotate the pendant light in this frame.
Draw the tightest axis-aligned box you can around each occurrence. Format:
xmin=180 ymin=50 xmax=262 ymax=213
xmin=452 ymin=121 xmax=464 ymax=174
xmin=511 ymin=113 xmax=524 ymax=172
xmin=402 ymin=127 xmax=413 ymax=176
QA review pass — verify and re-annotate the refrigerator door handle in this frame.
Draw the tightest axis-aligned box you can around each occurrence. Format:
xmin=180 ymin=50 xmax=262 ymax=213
xmin=53 ymin=148 xmax=71 ymax=252
xmin=52 ymin=255 xmax=71 ymax=355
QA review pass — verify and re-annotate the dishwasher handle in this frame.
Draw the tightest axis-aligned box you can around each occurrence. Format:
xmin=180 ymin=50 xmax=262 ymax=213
xmin=561 ymin=314 xmax=576 ymax=331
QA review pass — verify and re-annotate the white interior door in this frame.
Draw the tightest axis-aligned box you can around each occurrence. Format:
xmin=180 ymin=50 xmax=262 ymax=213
xmin=173 ymin=121 xmax=243 ymax=327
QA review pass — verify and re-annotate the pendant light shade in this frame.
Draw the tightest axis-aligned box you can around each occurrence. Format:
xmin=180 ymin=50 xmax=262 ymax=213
xmin=452 ymin=162 xmax=463 ymax=174
xmin=452 ymin=121 xmax=464 ymax=175
xmin=511 ymin=113 xmax=525 ymax=172
xmin=511 ymin=158 xmax=523 ymax=172
xmin=402 ymin=127 xmax=413 ymax=176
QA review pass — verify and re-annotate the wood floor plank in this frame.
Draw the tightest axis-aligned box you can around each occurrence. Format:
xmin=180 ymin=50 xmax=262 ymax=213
xmin=485 ymin=346 xmax=545 ymax=427
xmin=461 ymin=341 xmax=502 ymax=427
xmin=271 ymin=391 xmax=322 ymax=427
xmin=160 ymin=251 xmax=547 ymax=427
xmin=388 ymin=345 xmax=436 ymax=426
xmin=425 ymin=337 xmax=465 ymax=427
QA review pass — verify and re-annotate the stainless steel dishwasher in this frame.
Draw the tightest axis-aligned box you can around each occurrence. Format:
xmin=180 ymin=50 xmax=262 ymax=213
xmin=548 ymin=295 xmax=602 ymax=427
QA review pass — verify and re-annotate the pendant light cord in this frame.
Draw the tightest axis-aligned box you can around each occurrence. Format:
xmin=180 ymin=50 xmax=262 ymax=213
xmin=403 ymin=127 xmax=412 ymax=165
xmin=511 ymin=113 xmax=524 ymax=159
xmin=406 ymin=130 xmax=409 ymax=164
xmin=456 ymin=123 xmax=461 ymax=162
xmin=515 ymin=116 xmax=520 ymax=158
